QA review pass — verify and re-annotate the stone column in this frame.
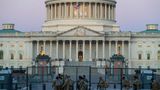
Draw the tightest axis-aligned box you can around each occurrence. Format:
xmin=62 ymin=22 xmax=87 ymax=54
xmin=37 ymin=41 xmax=39 ymax=55
xmin=113 ymin=5 xmax=115 ymax=20
xmin=112 ymin=5 xmax=114 ymax=20
xmin=128 ymin=41 xmax=131 ymax=60
xmin=105 ymin=4 xmax=107 ymax=19
xmin=76 ymin=40 xmax=79 ymax=61
xmin=50 ymin=41 xmax=52 ymax=57
xmin=65 ymin=3 xmax=67 ymax=18
xmin=108 ymin=4 xmax=110 ymax=20
xmin=46 ymin=5 xmax=49 ymax=20
xmin=59 ymin=3 xmax=62 ymax=18
xmin=95 ymin=3 xmax=97 ymax=19
xmin=102 ymin=40 xmax=105 ymax=59
xmin=110 ymin=5 xmax=112 ymax=20
xmin=115 ymin=41 xmax=118 ymax=54
xmin=70 ymin=2 xmax=73 ymax=18
xmin=83 ymin=40 xmax=85 ymax=61
xmin=48 ymin=5 xmax=50 ymax=20
xmin=89 ymin=2 xmax=91 ymax=18
xmin=100 ymin=3 xmax=103 ymax=19
xmin=69 ymin=40 xmax=72 ymax=61
xmin=89 ymin=40 xmax=92 ymax=61
xmin=51 ymin=4 xmax=53 ymax=20
xmin=83 ymin=2 xmax=85 ymax=18
xmin=122 ymin=41 xmax=124 ymax=55
xmin=59 ymin=3 xmax=61 ymax=18
xmin=56 ymin=40 xmax=59 ymax=59
xmin=109 ymin=41 xmax=111 ymax=57
xmin=43 ymin=41 xmax=46 ymax=52
xmin=55 ymin=3 xmax=57 ymax=19
xmin=96 ymin=40 xmax=98 ymax=59
xmin=63 ymin=41 xmax=65 ymax=59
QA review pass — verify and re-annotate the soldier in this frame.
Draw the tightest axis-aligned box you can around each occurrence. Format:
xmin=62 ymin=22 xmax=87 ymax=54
xmin=83 ymin=75 xmax=88 ymax=90
xmin=77 ymin=76 xmax=87 ymax=90
xmin=52 ymin=76 xmax=63 ymax=90
xmin=133 ymin=75 xmax=141 ymax=90
xmin=152 ymin=79 xmax=160 ymax=90
xmin=97 ymin=76 xmax=109 ymax=90
xmin=62 ymin=75 xmax=73 ymax=90
xmin=122 ymin=77 xmax=130 ymax=90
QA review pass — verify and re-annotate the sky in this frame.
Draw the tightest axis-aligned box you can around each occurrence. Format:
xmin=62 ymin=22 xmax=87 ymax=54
xmin=0 ymin=0 xmax=160 ymax=32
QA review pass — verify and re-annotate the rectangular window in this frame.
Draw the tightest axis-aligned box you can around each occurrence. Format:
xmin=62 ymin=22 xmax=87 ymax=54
xmin=0 ymin=66 xmax=3 ymax=70
xmin=0 ymin=51 xmax=3 ymax=59
xmin=11 ymin=53 xmax=14 ymax=60
xmin=147 ymin=66 xmax=150 ymax=69
xmin=138 ymin=54 xmax=142 ymax=60
xmin=11 ymin=66 xmax=14 ymax=70
xmin=147 ymin=54 xmax=150 ymax=60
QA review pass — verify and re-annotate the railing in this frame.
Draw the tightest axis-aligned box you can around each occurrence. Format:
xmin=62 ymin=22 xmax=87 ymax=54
xmin=0 ymin=67 xmax=160 ymax=90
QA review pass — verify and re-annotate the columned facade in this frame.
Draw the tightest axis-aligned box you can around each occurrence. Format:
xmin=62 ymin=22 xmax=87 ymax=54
xmin=33 ymin=40 xmax=130 ymax=62
xmin=43 ymin=0 xmax=119 ymax=32
xmin=46 ymin=2 xmax=116 ymax=20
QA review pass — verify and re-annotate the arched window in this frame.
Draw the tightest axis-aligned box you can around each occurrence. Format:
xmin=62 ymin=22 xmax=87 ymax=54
xmin=158 ymin=51 xmax=160 ymax=60
xmin=19 ymin=53 xmax=23 ymax=60
xmin=0 ymin=50 xmax=3 ymax=59
xmin=11 ymin=53 xmax=14 ymax=60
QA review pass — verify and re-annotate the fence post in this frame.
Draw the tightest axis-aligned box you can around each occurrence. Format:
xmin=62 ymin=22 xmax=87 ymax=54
xmin=43 ymin=83 xmax=46 ymax=90
xmin=120 ymin=68 xmax=123 ymax=90
xmin=15 ymin=83 xmax=18 ymax=90
xmin=26 ymin=67 xmax=28 ymax=90
xmin=76 ymin=67 xmax=78 ymax=90
xmin=89 ymin=66 xmax=91 ymax=90
xmin=29 ymin=83 xmax=32 ymax=90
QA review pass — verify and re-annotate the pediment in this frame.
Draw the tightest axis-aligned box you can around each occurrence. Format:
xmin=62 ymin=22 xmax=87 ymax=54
xmin=57 ymin=26 xmax=102 ymax=37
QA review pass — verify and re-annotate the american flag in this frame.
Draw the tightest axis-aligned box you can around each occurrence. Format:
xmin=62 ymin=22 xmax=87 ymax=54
xmin=74 ymin=2 xmax=80 ymax=9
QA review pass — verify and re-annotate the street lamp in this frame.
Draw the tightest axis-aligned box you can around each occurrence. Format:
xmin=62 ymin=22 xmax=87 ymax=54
xmin=125 ymin=59 xmax=128 ymax=77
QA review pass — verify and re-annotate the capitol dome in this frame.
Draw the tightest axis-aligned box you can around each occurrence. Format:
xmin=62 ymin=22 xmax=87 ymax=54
xmin=42 ymin=0 xmax=119 ymax=32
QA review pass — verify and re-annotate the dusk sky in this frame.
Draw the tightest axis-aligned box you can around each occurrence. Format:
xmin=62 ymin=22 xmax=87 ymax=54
xmin=0 ymin=0 xmax=160 ymax=32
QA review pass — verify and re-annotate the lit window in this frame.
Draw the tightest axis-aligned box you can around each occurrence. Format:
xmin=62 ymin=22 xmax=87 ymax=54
xmin=138 ymin=54 xmax=142 ymax=60
xmin=19 ymin=54 xmax=23 ymax=60
xmin=147 ymin=53 xmax=150 ymax=60
xmin=0 ymin=50 xmax=3 ymax=59
xmin=11 ymin=53 xmax=14 ymax=60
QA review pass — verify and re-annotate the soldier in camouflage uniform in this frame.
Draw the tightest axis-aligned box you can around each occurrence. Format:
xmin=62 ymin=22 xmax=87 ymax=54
xmin=152 ymin=79 xmax=160 ymax=90
xmin=133 ymin=75 xmax=141 ymax=90
xmin=122 ymin=77 xmax=131 ymax=90
xmin=62 ymin=75 xmax=73 ymax=90
xmin=77 ymin=76 xmax=87 ymax=90
xmin=97 ymin=76 xmax=109 ymax=90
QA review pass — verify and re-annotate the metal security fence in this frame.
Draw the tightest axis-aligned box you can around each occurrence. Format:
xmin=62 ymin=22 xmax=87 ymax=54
xmin=0 ymin=67 xmax=160 ymax=90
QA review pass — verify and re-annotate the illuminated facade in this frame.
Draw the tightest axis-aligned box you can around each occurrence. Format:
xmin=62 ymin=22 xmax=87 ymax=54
xmin=0 ymin=0 xmax=160 ymax=69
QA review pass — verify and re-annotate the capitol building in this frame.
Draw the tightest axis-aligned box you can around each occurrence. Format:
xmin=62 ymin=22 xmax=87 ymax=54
xmin=0 ymin=0 xmax=160 ymax=69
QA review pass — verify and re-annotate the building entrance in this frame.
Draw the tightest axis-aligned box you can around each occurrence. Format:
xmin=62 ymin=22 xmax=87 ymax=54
xmin=78 ymin=51 xmax=83 ymax=62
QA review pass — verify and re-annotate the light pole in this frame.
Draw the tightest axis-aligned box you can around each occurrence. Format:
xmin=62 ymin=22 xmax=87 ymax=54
xmin=125 ymin=59 xmax=128 ymax=77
